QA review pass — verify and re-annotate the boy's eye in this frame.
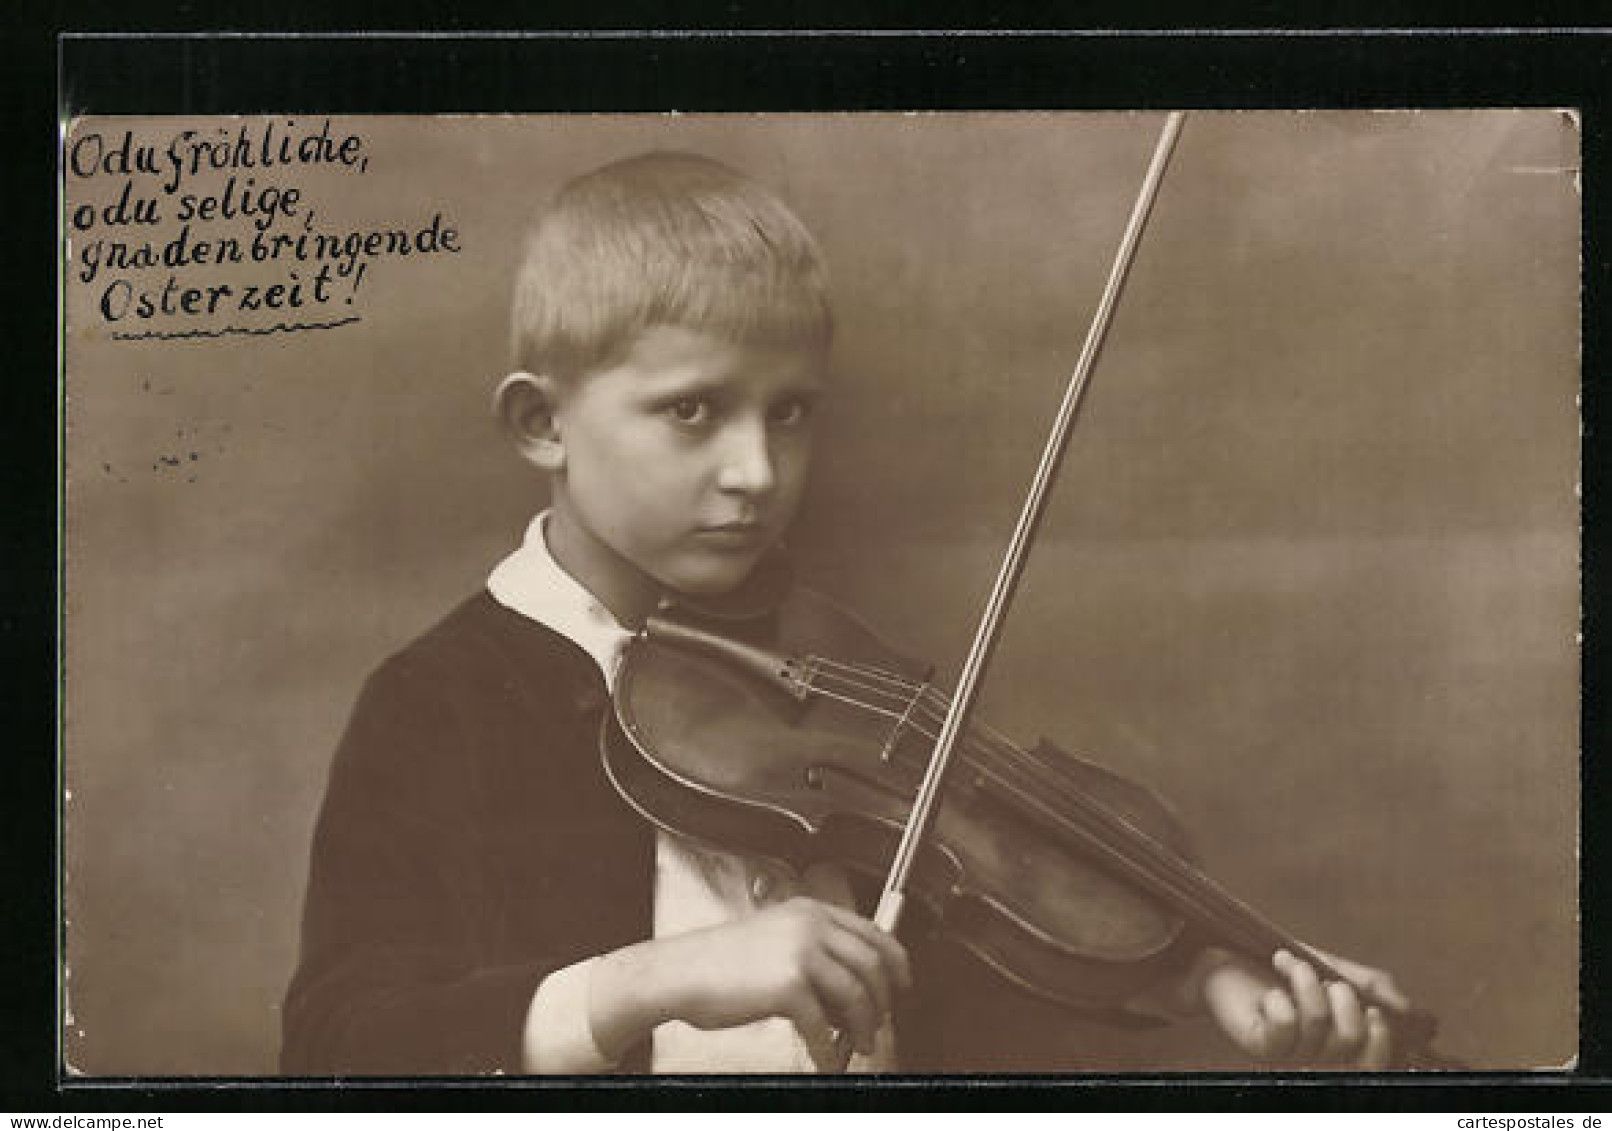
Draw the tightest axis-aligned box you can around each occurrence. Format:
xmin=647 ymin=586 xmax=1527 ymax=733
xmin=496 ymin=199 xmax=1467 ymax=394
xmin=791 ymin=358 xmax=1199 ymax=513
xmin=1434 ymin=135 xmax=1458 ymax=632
xmin=769 ymin=397 xmax=815 ymax=427
xmin=667 ymin=397 xmax=713 ymax=425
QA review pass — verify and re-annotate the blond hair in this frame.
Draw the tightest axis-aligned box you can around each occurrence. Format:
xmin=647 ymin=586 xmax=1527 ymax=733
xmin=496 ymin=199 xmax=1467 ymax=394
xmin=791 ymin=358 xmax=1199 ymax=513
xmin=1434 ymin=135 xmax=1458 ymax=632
xmin=510 ymin=151 xmax=832 ymax=380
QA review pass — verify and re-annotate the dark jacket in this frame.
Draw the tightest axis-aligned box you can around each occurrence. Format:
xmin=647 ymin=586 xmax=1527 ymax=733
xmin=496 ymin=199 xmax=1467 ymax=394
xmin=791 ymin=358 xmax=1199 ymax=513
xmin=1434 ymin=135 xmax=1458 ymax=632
xmin=282 ymin=591 xmax=657 ymax=1074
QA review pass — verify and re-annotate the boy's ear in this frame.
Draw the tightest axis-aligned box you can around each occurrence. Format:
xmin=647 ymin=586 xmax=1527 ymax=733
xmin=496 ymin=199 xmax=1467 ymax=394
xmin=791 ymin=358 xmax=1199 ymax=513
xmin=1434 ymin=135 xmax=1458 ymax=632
xmin=493 ymin=371 xmax=567 ymax=472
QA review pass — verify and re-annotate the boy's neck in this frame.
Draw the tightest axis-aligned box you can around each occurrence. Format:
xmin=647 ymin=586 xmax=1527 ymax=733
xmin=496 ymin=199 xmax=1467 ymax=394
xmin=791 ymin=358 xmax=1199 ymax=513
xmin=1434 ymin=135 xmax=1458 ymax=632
xmin=543 ymin=504 xmax=661 ymax=629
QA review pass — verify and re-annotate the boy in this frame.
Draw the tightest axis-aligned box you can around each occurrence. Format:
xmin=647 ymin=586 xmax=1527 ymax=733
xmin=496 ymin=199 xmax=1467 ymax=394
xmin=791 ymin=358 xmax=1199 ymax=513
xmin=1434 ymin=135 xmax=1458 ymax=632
xmin=282 ymin=151 xmax=1410 ymax=1075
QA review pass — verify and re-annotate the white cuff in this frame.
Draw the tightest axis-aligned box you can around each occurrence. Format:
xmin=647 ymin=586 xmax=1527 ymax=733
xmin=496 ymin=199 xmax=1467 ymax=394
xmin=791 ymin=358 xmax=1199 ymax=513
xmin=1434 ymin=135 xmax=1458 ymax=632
xmin=522 ymin=957 xmax=616 ymax=1073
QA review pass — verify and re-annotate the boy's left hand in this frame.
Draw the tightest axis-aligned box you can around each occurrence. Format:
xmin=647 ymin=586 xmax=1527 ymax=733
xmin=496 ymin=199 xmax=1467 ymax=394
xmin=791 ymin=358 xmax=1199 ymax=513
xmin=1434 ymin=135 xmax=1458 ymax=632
xmin=1198 ymin=945 xmax=1412 ymax=1069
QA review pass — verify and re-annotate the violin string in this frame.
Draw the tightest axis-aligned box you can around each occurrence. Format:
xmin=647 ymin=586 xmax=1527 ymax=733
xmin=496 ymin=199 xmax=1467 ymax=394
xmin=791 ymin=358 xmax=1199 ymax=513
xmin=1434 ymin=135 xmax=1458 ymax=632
xmin=803 ymin=659 xmax=1168 ymax=832
xmin=798 ymin=656 xmax=1299 ymax=960
xmin=806 ymin=654 xmax=1097 ymax=780
xmin=803 ymin=654 xmax=929 ymax=703
xmin=948 ymin=718 xmax=1292 ymax=960
xmin=806 ymin=655 xmax=1165 ymax=818
xmin=802 ymin=652 xmax=918 ymax=687
xmin=807 ymin=656 xmax=1198 ymax=859
xmin=955 ymin=733 xmax=1291 ymax=960
xmin=900 ymin=669 xmax=1298 ymax=957
xmin=788 ymin=677 xmax=909 ymax=724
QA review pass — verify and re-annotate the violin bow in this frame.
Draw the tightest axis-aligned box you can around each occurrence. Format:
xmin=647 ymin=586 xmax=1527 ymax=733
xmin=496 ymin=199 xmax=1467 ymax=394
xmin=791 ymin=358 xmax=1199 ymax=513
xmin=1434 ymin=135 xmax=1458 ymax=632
xmin=831 ymin=111 xmax=1188 ymax=1070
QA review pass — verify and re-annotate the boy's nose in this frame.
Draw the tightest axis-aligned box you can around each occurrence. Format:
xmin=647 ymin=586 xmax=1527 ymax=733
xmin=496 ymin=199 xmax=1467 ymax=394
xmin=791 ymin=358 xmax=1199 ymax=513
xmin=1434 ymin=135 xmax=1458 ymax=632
xmin=715 ymin=419 xmax=777 ymax=496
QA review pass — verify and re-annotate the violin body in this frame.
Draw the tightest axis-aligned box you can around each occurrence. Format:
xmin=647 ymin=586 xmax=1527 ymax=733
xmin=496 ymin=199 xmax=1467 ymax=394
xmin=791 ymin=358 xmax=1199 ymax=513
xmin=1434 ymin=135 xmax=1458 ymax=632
xmin=602 ymin=584 xmax=1200 ymax=1020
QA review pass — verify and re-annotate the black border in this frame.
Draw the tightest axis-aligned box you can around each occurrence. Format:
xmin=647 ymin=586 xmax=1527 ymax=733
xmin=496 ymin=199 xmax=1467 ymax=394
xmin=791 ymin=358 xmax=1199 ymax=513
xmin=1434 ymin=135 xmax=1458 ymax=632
xmin=21 ymin=17 xmax=1611 ymax=1111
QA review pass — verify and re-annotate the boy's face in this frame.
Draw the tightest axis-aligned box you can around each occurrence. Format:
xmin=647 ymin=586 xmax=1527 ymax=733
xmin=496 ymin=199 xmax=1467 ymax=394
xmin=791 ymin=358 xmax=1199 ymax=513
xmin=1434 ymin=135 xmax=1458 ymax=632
xmin=544 ymin=325 xmax=825 ymax=620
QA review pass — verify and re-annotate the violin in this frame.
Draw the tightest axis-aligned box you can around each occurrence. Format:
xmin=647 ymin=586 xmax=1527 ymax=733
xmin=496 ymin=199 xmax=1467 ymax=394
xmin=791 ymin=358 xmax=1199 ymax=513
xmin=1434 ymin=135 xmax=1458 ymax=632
xmin=601 ymin=576 xmax=1456 ymax=1069
xmin=603 ymin=113 xmax=1459 ymax=1070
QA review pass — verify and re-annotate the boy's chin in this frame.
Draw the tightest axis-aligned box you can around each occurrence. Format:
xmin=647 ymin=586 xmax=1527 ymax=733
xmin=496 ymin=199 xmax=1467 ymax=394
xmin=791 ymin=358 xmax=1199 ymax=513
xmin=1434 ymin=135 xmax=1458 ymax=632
xmin=663 ymin=562 xmax=760 ymax=597
xmin=658 ymin=547 xmax=794 ymax=615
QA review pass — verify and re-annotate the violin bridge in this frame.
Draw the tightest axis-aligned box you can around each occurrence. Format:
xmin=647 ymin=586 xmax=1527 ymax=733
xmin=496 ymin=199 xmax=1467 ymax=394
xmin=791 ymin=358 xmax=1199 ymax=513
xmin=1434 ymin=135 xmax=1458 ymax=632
xmin=880 ymin=671 xmax=934 ymax=763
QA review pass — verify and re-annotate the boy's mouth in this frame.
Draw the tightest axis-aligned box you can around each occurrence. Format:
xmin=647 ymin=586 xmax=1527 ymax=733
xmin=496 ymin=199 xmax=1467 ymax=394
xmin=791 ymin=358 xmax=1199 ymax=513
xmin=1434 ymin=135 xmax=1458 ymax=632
xmin=694 ymin=521 xmax=770 ymax=550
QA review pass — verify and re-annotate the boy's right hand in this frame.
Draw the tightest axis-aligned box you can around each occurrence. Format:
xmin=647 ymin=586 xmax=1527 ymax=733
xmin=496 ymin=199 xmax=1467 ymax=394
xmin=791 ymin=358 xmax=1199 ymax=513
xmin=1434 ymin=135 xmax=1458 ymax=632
xmin=590 ymin=896 xmax=911 ymax=1066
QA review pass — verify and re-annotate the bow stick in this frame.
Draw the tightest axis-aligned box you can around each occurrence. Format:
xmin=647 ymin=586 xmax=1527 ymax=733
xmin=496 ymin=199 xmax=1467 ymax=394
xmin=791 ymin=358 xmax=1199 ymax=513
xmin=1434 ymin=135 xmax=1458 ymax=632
xmin=831 ymin=111 xmax=1187 ymax=1070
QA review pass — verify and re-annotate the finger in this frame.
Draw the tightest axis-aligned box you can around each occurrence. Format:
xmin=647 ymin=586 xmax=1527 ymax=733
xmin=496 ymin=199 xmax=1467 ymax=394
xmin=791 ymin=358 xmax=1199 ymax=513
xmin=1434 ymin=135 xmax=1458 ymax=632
xmin=1201 ymin=957 xmax=1285 ymax=1059
xmin=785 ymin=988 xmax=840 ymax=1072
xmin=804 ymin=948 xmax=879 ymax=1055
xmin=818 ymin=903 xmax=913 ymax=991
xmin=822 ymin=927 xmax=894 ymax=1021
xmin=1355 ymin=968 xmax=1412 ymax=1015
xmin=1274 ymin=949 xmax=1331 ymax=1060
xmin=1255 ymin=985 xmax=1299 ymax=1060
xmin=1308 ymin=945 xmax=1413 ymax=1014
xmin=1357 ymin=1006 xmax=1393 ymax=1071
xmin=1320 ymin=979 xmax=1367 ymax=1063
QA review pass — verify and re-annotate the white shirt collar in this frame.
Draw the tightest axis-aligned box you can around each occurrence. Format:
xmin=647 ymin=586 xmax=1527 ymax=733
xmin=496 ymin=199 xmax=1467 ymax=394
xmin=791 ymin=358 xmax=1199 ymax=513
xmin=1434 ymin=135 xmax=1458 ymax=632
xmin=486 ymin=512 xmax=634 ymax=688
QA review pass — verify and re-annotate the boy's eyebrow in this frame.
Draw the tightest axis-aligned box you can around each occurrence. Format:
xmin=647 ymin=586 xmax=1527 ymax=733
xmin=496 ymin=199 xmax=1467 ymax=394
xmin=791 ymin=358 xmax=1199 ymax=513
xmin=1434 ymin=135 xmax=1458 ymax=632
xmin=635 ymin=368 xmax=827 ymax=398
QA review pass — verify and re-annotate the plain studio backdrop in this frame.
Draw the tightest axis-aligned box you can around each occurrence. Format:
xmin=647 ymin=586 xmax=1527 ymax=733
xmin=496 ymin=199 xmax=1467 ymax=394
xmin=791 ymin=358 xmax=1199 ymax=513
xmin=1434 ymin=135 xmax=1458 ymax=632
xmin=63 ymin=111 xmax=1578 ymax=1075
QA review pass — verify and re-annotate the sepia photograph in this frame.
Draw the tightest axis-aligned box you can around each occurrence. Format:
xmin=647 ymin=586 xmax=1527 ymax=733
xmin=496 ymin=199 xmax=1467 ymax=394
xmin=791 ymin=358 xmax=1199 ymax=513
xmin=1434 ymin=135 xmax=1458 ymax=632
xmin=60 ymin=109 xmax=1579 ymax=1080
